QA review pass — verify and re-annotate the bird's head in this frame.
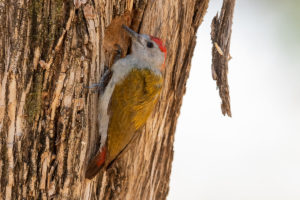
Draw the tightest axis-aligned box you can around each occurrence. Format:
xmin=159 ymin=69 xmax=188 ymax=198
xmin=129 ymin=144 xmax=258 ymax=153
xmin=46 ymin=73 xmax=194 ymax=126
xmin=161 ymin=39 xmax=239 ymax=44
xmin=122 ymin=25 xmax=167 ymax=71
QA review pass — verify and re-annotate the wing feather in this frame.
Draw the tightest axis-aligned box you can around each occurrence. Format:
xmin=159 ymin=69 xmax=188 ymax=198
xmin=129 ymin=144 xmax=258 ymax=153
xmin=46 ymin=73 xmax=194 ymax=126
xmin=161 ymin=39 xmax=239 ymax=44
xmin=106 ymin=68 xmax=163 ymax=164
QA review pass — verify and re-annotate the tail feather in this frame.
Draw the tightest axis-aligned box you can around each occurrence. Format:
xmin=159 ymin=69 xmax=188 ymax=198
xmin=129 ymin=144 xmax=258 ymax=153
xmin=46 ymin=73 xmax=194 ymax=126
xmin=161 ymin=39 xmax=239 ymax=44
xmin=85 ymin=147 xmax=106 ymax=179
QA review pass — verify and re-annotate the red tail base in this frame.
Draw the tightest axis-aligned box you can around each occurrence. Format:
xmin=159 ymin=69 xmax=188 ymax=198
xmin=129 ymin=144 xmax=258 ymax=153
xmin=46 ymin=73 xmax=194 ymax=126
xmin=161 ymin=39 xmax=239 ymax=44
xmin=85 ymin=147 xmax=106 ymax=179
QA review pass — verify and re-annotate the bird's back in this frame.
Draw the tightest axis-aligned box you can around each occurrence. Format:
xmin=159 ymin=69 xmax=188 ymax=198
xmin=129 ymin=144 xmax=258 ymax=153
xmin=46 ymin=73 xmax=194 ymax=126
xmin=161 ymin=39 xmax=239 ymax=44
xmin=107 ymin=67 xmax=163 ymax=164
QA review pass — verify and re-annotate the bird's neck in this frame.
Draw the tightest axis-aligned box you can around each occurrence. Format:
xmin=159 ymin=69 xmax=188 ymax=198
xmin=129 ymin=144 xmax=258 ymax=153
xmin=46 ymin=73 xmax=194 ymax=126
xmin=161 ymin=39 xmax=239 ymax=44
xmin=127 ymin=54 xmax=163 ymax=75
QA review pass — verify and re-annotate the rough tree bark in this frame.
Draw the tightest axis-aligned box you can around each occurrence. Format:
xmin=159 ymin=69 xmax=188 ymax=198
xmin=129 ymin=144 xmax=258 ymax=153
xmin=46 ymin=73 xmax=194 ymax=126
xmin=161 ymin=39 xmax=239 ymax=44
xmin=0 ymin=0 xmax=210 ymax=199
xmin=211 ymin=0 xmax=235 ymax=117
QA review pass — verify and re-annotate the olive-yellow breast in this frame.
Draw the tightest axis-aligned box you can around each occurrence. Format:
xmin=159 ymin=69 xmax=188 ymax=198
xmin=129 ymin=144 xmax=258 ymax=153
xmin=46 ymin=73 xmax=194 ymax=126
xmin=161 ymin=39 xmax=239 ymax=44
xmin=107 ymin=68 xmax=163 ymax=165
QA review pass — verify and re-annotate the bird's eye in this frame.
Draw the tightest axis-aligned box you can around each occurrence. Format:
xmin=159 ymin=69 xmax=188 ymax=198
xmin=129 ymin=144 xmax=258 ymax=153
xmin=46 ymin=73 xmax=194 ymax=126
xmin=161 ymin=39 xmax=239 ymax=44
xmin=147 ymin=42 xmax=154 ymax=48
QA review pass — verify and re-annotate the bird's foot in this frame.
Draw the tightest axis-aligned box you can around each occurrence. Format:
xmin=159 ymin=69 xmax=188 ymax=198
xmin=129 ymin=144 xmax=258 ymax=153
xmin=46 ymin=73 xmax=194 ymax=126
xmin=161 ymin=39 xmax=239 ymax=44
xmin=86 ymin=66 xmax=112 ymax=94
xmin=113 ymin=44 xmax=123 ymax=63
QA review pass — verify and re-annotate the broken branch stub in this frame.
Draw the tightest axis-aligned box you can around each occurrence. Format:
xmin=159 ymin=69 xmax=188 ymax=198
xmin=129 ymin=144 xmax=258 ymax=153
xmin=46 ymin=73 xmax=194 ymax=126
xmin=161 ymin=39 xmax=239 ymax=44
xmin=211 ymin=0 xmax=236 ymax=117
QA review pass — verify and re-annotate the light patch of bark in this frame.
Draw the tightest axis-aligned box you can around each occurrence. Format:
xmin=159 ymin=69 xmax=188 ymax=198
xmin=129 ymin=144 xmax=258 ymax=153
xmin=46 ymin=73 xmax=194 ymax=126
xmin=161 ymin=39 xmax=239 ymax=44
xmin=6 ymin=74 xmax=17 ymax=200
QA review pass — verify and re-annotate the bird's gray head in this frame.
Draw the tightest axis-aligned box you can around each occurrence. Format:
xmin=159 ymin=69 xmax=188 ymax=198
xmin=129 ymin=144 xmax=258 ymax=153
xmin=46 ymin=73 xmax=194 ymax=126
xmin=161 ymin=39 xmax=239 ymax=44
xmin=122 ymin=25 xmax=167 ymax=71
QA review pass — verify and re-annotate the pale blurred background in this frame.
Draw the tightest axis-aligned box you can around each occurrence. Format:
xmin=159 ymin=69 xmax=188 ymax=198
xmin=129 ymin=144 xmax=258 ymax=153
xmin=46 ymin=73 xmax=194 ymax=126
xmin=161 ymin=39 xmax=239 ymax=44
xmin=168 ymin=0 xmax=300 ymax=200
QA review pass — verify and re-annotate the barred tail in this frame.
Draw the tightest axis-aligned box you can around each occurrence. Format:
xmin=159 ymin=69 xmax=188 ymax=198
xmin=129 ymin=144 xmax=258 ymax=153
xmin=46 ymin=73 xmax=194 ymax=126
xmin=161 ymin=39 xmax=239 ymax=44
xmin=85 ymin=147 xmax=106 ymax=179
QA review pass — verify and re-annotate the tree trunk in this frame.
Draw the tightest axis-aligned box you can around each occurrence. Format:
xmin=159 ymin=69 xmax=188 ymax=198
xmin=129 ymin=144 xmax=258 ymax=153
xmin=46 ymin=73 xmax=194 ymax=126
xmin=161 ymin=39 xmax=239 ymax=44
xmin=0 ymin=0 xmax=209 ymax=199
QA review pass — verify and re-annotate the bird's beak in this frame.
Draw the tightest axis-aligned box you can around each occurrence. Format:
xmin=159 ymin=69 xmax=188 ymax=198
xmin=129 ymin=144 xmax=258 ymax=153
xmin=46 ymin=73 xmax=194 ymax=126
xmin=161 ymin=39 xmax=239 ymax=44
xmin=122 ymin=25 xmax=143 ymax=46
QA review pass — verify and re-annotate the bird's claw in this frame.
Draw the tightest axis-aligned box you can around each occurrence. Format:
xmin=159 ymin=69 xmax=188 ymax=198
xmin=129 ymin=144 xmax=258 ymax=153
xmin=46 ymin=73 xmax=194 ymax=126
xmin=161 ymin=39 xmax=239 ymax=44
xmin=86 ymin=66 xmax=112 ymax=94
xmin=113 ymin=44 xmax=123 ymax=63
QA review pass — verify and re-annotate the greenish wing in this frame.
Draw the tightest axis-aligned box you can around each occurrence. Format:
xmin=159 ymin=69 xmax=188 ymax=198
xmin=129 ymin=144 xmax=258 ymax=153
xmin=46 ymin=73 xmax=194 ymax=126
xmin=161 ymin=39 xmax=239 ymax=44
xmin=107 ymin=68 xmax=163 ymax=164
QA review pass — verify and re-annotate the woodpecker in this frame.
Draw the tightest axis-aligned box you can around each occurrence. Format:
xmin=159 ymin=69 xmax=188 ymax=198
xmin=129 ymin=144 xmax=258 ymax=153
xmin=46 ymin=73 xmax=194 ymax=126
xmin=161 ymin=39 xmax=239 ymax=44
xmin=85 ymin=25 xmax=167 ymax=179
